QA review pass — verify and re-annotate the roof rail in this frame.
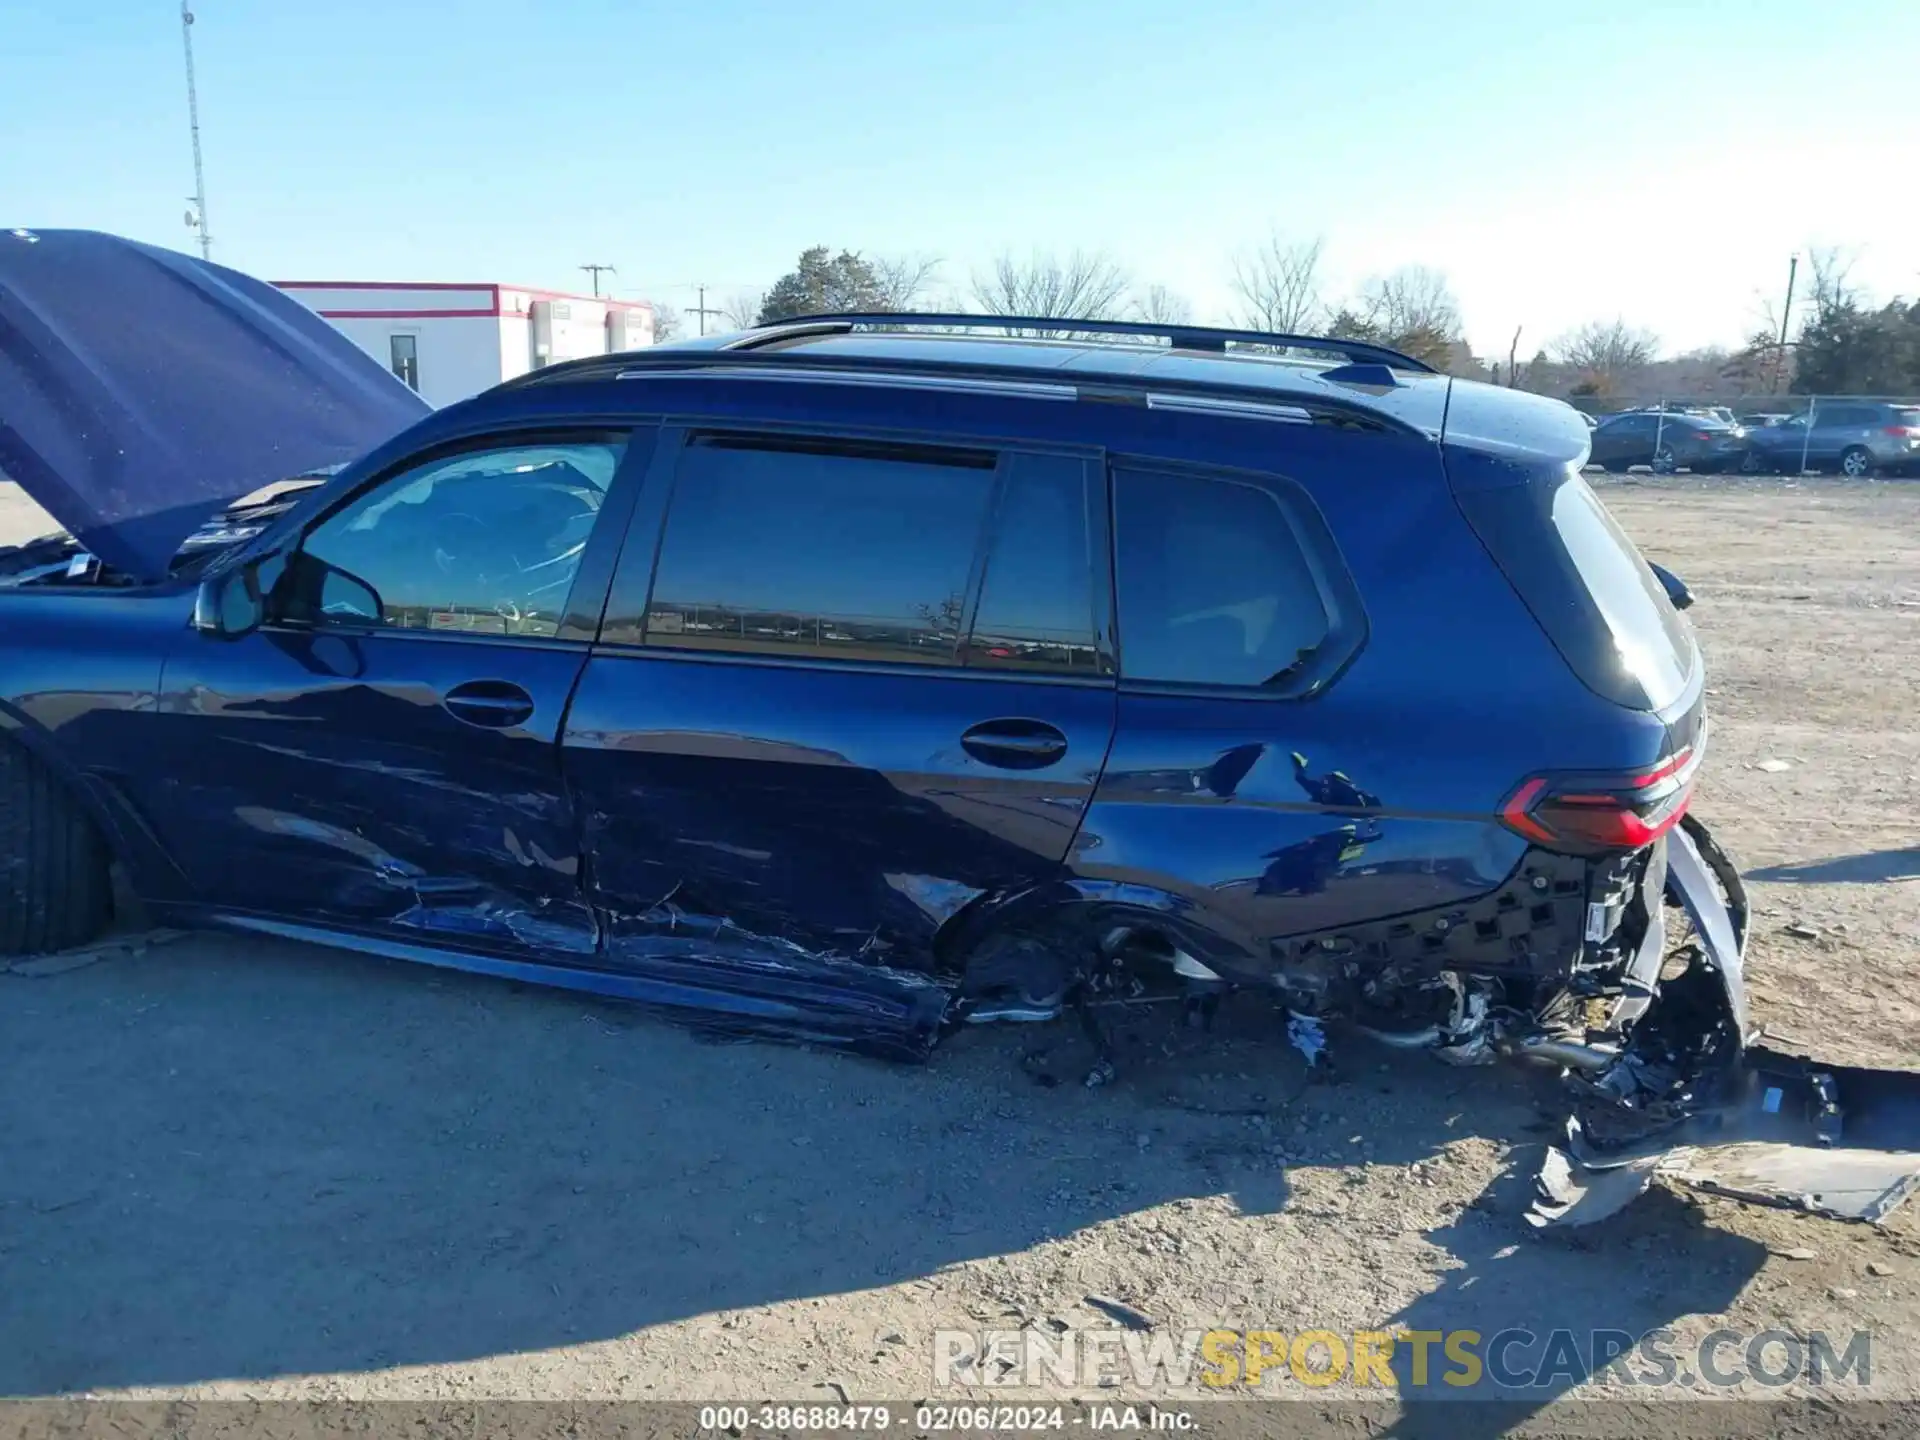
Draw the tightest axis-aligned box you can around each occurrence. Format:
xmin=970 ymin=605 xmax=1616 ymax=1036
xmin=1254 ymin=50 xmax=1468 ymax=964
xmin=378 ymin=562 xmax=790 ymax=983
xmin=723 ymin=312 xmax=1439 ymax=374
xmin=498 ymin=347 xmax=1426 ymax=438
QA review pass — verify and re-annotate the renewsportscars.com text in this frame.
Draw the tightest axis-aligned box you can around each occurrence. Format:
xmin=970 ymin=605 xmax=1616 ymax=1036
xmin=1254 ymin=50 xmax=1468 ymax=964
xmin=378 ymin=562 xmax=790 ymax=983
xmin=933 ymin=1325 xmax=1873 ymax=1391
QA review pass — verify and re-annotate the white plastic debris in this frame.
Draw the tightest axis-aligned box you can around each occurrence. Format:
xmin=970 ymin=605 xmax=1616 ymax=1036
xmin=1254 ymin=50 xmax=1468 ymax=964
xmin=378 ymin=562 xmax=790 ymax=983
xmin=1756 ymin=759 xmax=1793 ymax=773
xmin=1287 ymin=1011 xmax=1327 ymax=1068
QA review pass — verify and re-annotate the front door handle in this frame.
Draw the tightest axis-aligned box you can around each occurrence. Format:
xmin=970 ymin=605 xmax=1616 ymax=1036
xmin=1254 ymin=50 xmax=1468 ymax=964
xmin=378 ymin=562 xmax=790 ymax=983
xmin=443 ymin=679 xmax=535 ymax=729
xmin=961 ymin=719 xmax=1069 ymax=770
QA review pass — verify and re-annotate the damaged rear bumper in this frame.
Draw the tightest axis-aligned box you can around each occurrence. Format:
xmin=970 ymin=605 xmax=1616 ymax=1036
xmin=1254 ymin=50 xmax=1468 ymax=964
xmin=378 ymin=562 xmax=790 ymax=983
xmin=1530 ymin=816 xmax=1920 ymax=1226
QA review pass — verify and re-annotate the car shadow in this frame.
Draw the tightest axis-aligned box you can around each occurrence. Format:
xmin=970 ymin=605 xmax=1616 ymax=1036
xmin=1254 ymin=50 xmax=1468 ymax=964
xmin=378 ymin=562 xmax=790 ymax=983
xmin=1380 ymin=1144 xmax=1764 ymax=1430
xmin=1747 ymin=849 xmax=1920 ymax=885
xmin=1 ymin=934 xmax=1764 ymax=1400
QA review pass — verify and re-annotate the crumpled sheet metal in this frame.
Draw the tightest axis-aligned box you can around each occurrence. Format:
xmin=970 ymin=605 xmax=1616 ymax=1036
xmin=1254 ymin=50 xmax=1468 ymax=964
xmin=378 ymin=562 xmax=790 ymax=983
xmin=1530 ymin=1137 xmax=1920 ymax=1229
xmin=1527 ymin=1146 xmax=1664 ymax=1228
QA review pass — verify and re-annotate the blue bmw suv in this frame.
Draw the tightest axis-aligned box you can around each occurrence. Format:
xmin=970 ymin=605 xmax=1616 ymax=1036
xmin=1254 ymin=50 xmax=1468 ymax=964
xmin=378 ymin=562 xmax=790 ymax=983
xmin=4 ymin=231 xmax=1913 ymax=1225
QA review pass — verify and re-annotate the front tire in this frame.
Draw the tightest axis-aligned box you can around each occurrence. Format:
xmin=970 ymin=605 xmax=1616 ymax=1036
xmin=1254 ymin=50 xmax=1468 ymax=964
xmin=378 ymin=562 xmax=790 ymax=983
xmin=0 ymin=741 xmax=114 ymax=956
xmin=1841 ymin=446 xmax=1875 ymax=479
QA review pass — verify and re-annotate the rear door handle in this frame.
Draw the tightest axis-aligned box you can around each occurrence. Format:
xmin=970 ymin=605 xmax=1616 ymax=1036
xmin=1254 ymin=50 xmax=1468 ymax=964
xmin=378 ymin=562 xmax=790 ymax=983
xmin=961 ymin=719 xmax=1068 ymax=770
xmin=443 ymin=679 xmax=535 ymax=729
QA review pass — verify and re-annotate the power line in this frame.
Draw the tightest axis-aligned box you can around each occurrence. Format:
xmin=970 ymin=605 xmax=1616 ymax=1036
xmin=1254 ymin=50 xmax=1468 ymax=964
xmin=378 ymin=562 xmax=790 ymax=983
xmin=179 ymin=2 xmax=211 ymax=259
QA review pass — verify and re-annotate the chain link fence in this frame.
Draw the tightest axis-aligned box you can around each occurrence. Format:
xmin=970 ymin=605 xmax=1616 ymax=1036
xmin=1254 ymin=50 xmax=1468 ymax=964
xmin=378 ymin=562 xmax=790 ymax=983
xmin=1569 ymin=393 xmax=1920 ymax=478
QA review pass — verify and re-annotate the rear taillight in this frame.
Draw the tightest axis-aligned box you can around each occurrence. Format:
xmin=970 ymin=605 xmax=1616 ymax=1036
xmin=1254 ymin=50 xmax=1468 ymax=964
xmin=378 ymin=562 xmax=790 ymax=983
xmin=1499 ymin=746 xmax=1699 ymax=854
xmin=1690 ymin=430 xmax=1713 ymax=442
xmin=1883 ymin=425 xmax=1920 ymax=438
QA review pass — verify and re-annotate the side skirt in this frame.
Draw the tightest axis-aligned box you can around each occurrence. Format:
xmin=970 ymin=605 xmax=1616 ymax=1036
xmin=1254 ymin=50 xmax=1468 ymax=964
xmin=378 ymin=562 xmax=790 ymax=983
xmin=173 ymin=908 xmax=951 ymax=1062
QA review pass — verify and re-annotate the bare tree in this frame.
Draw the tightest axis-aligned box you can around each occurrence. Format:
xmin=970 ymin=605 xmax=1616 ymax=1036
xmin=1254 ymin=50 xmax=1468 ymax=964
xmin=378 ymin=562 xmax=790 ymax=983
xmin=872 ymin=254 xmax=943 ymax=311
xmin=720 ymin=291 xmax=766 ymax=330
xmin=1806 ymin=246 xmax=1860 ymax=318
xmin=1320 ymin=266 xmax=1467 ymax=369
xmin=1550 ymin=319 xmax=1660 ymax=396
xmin=971 ymin=250 xmax=1130 ymax=329
xmin=1132 ymin=284 xmax=1195 ymax=326
xmin=1230 ymin=233 xmax=1324 ymax=333
xmin=647 ymin=302 xmax=682 ymax=342
xmin=1355 ymin=266 xmax=1462 ymax=342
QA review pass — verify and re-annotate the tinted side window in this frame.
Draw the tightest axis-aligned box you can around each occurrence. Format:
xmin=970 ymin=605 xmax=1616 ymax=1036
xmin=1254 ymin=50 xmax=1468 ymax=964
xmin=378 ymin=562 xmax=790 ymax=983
xmin=287 ymin=437 xmax=625 ymax=637
xmin=963 ymin=453 xmax=1103 ymax=675
xmin=645 ymin=435 xmax=996 ymax=666
xmin=1112 ymin=466 xmax=1344 ymax=690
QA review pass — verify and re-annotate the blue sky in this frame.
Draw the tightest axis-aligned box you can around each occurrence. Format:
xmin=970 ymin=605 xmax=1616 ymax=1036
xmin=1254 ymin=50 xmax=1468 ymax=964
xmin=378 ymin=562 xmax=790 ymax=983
xmin=4 ymin=0 xmax=1916 ymax=356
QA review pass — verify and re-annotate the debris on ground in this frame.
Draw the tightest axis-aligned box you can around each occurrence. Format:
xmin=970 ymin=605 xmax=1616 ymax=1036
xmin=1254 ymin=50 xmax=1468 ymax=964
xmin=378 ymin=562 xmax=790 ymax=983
xmin=1286 ymin=1012 xmax=1327 ymax=1068
xmin=1083 ymin=1295 xmax=1155 ymax=1331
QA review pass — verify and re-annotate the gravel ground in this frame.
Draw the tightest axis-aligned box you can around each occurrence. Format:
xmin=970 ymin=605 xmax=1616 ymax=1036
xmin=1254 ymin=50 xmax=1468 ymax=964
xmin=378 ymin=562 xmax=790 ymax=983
xmin=3 ymin=474 xmax=1919 ymax=1419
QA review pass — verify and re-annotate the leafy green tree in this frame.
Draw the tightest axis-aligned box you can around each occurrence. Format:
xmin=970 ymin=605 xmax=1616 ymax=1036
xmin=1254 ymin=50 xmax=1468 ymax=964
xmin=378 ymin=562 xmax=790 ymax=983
xmin=1792 ymin=299 xmax=1920 ymax=395
xmin=758 ymin=248 xmax=890 ymax=323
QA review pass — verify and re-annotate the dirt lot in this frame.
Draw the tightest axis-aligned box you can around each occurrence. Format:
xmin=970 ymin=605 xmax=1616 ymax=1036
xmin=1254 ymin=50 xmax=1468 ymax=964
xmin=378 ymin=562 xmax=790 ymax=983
xmin=3 ymin=475 xmax=1919 ymax=1417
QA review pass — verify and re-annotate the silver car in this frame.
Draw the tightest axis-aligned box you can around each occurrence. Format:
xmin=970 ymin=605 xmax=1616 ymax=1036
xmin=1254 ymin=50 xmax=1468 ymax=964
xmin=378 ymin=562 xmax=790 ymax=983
xmin=1747 ymin=401 xmax=1920 ymax=476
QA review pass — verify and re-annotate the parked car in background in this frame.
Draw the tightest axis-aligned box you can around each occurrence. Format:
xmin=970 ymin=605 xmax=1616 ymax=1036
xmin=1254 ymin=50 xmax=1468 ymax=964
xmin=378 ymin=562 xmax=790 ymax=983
xmin=1741 ymin=401 xmax=1920 ymax=476
xmin=1738 ymin=412 xmax=1792 ymax=429
xmin=1588 ymin=410 xmax=1748 ymax=473
xmin=1626 ymin=404 xmax=1739 ymax=428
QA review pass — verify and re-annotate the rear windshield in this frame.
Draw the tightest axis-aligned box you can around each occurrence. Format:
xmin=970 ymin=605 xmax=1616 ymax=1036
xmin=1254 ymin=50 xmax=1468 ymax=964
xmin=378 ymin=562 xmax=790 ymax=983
xmin=1454 ymin=465 xmax=1695 ymax=711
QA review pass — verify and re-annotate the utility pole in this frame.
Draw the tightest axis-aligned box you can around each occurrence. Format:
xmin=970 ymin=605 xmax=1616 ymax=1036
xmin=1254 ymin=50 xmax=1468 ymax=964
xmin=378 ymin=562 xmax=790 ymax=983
xmin=179 ymin=2 xmax=211 ymax=259
xmin=1508 ymin=326 xmax=1523 ymax=388
xmin=580 ymin=263 xmax=615 ymax=297
xmin=1772 ymin=253 xmax=1798 ymax=395
xmin=688 ymin=285 xmax=724 ymax=336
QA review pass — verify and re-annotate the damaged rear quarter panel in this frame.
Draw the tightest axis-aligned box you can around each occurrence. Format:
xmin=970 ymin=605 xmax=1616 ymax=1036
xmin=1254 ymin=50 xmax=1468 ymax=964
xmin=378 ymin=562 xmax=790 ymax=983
xmin=1072 ymin=442 xmax=1663 ymax=979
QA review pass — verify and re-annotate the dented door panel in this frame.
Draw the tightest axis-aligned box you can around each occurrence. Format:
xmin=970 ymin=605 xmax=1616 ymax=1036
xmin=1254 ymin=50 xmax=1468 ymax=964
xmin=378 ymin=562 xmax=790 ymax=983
xmin=562 ymin=655 xmax=1117 ymax=982
xmin=148 ymin=630 xmax=596 ymax=951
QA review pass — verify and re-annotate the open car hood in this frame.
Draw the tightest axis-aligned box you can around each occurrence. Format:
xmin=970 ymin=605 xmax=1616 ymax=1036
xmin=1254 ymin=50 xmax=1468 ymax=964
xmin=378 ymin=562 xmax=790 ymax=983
xmin=0 ymin=228 xmax=429 ymax=581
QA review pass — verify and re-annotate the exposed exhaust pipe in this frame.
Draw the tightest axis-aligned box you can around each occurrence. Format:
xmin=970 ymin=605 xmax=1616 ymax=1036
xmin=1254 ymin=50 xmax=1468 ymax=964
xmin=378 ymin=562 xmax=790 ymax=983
xmin=1507 ymin=1037 xmax=1619 ymax=1072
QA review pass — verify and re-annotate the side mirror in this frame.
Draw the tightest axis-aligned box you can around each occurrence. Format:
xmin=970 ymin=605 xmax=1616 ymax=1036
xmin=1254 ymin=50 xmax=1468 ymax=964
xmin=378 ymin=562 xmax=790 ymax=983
xmin=192 ymin=560 xmax=266 ymax=639
xmin=191 ymin=551 xmax=382 ymax=635
xmin=1649 ymin=561 xmax=1693 ymax=611
xmin=315 ymin=564 xmax=383 ymax=624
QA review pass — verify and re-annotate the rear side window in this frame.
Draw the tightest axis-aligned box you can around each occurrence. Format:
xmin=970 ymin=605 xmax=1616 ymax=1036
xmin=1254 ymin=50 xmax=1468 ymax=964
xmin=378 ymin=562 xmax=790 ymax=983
xmin=1111 ymin=465 xmax=1360 ymax=692
xmin=644 ymin=435 xmax=993 ymax=665
xmin=1455 ymin=464 xmax=1695 ymax=711
xmin=964 ymin=453 xmax=1103 ymax=675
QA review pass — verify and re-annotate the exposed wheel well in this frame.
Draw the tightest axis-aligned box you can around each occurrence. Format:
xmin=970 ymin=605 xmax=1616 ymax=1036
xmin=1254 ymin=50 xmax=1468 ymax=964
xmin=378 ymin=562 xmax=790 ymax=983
xmin=941 ymin=887 xmax=1256 ymax=1008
